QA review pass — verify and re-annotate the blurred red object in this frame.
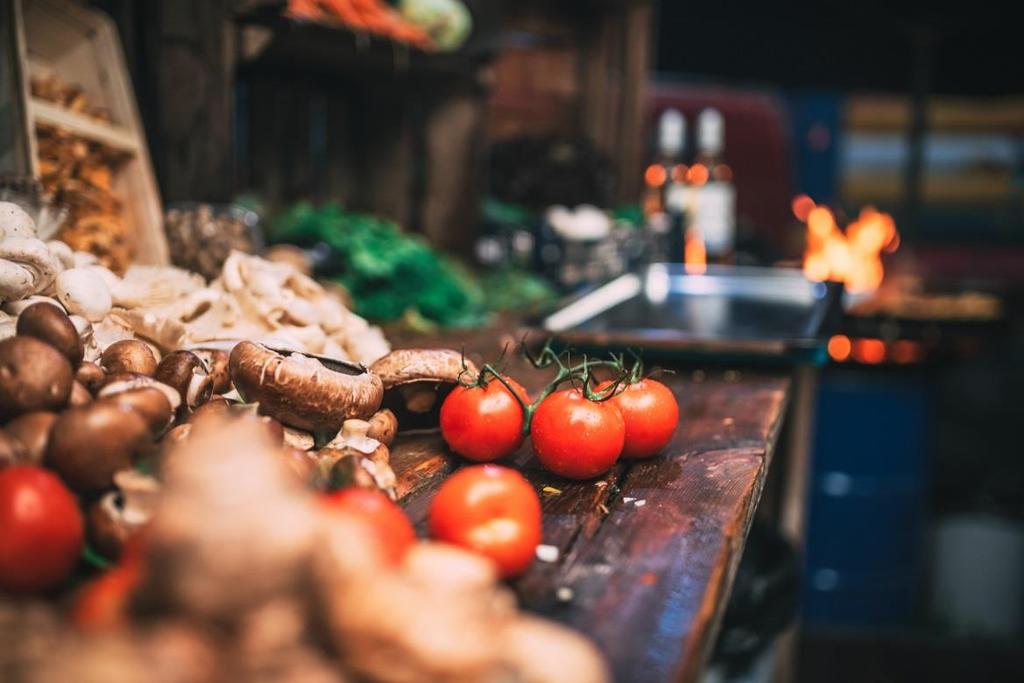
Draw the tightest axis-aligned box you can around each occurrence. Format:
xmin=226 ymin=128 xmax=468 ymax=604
xmin=287 ymin=0 xmax=432 ymax=49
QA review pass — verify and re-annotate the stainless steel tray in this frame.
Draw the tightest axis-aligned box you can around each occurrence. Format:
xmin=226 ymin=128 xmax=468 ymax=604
xmin=538 ymin=264 xmax=843 ymax=362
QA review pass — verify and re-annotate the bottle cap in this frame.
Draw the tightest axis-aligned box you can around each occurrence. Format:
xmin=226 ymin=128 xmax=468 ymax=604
xmin=657 ymin=109 xmax=685 ymax=157
xmin=697 ymin=108 xmax=724 ymax=155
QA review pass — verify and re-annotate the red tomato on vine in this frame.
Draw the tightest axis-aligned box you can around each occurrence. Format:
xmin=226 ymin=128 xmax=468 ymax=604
xmin=597 ymin=378 xmax=679 ymax=458
xmin=530 ymin=388 xmax=625 ymax=479
xmin=440 ymin=375 xmax=529 ymax=462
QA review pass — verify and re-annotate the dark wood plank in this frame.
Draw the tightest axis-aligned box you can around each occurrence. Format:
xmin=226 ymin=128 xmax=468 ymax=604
xmin=387 ymin=327 xmax=790 ymax=682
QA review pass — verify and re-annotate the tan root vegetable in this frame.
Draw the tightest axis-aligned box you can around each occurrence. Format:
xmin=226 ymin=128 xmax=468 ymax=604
xmin=370 ymin=348 xmax=477 ymax=431
xmin=0 ymin=336 xmax=73 ymax=419
xmin=229 ymin=341 xmax=383 ymax=433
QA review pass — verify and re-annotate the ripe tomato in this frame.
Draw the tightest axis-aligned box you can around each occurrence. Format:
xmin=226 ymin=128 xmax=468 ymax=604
xmin=0 ymin=465 xmax=84 ymax=593
xmin=597 ymin=379 xmax=679 ymax=459
xmin=440 ymin=376 xmax=529 ymax=462
xmin=530 ymin=389 xmax=625 ymax=479
xmin=321 ymin=488 xmax=416 ymax=564
xmin=428 ymin=464 xmax=541 ymax=578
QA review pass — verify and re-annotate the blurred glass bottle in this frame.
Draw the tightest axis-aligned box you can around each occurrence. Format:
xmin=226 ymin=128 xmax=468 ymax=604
xmin=687 ymin=108 xmax=736 ymax=264
xmin=643 ymin=109 xmax=688 ymax=263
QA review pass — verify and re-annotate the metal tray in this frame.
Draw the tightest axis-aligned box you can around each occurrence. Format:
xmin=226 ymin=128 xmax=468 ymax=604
xmin=537 ymin=264 xmax=843 ymax=363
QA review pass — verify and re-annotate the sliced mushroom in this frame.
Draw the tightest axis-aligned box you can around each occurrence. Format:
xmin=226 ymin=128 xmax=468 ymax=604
xmin=76 ymin=361 xmax=106 ymax=394
xmin=87 ymin=469 xmax=161 ymax=559
xmin=369 ymin=349 xmax=476 ymax=431
xmin=45 ymin=403 xmax=152 ymax=493
xmin=229 ymin=341 xmax=383 ymax=433
xmin=16 ymin=301 xmax=84 ymax=367
xmin=99 ymin=373 xmax=182 ymax=414
xmin=101 ymin=339 xmax=158 ymax=376
xmin=366 ymin=409 xmax=398 ymax=447
xmin=0 ymin=336 xmax=73 ymax=420
xmin=191 ymin=348 xmax=231 ymax=394
xmin=4 ymin=411 xmax=58 ymax=464
xmin=154 ymin=351 xmax=213 ymax=416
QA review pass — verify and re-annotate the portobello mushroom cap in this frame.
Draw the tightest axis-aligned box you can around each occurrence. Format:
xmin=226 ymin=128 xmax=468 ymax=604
xmin=16 ymin=301 xmax=84 ymax=367
xmin=229 ymin=341 xmax=383 ymax=433
xmin=369 ymin=349 xmax=478 ymax=431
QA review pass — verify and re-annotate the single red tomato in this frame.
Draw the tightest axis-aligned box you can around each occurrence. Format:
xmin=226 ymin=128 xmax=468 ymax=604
xmin=71 ymin=560 xmax=142 ymax=630
xmin=597 ymin=379 xmax=679 ymax=458
xmin=321 ymin=488 xmax=416 ymax=564
xmin=0 ymin=465 xmax=84 ymax=593
xmin=440 ymin=376 xmax=529 ymax=462
xmin=428 ymin=464 xmax=541 ymax=578
xmin=530 ymin=389 xmax=625 ymax=479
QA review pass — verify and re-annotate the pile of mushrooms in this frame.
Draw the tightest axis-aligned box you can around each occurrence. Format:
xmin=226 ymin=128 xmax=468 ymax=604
xmin=1 ymin=414 xmax=608 ymax=683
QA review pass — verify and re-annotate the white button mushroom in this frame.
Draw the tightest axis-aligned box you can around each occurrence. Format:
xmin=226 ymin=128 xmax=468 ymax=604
xmin=46 ymin=240 xmax=75 ymax=271
xmin=0 ymin=237 xmax=62 ymax=303
xmin=55 ymin=267 xmax=113 ymax=322
xmin=0 ymin=202 xmax=37 ymax=239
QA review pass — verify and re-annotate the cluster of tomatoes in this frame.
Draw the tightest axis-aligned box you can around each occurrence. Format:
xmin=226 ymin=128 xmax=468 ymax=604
xmin=439 ymin=352 xmax=680 ymax=478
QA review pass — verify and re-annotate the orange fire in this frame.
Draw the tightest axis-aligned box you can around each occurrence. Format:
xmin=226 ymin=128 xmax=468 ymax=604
xmin=684 ymin=230 xmax=707 ymax=274
xmin=799 ymin=199 xmax=898 ymax=294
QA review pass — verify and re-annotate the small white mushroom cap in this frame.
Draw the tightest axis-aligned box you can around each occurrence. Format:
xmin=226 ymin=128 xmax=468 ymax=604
xmin=55 ymin=267 xmax=113 ymax=322
xmin=73 ymin=250 xmax=99 ymax=268
xmin=83 ymin=264 xmax=121 ymax=292
xmin=0 ymin=202 xmax=37 ymax=239
xmin=46 ymin=240 xmax=75 ymax=270
xmin=1 ymin=294 xmax=64 ymax=316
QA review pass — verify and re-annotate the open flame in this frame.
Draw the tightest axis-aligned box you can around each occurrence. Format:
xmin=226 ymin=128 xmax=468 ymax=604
xmin=797 ymin=197 xmax=899 ymax=294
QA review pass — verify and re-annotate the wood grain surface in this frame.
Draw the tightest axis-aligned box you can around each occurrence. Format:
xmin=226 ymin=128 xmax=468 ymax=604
xmin=389 ymin=330 xmax=790 ymax=682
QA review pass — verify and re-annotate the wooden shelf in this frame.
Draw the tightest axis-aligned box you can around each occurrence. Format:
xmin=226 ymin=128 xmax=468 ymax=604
xmin=29 ymin=97 xmax=138 ymax=154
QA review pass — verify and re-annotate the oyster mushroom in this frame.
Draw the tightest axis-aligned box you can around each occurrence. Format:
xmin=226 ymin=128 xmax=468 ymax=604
xmin=4 ymin=411 xmax=58 ymax=463
xmin=87 ymin=469 xmax=161 ymax=559
xmin=45 ymin=402 xmax=152 ymax=493
xmin=101 ymin=339 xmax=158 ymax=376
xmin=191 ymin=348 xmax=231 ymax=394
xmin=16 ymin=301 xmax=84 ymax=367
xmin=229 ymin=341 xmax=383 ymax=433
xmin=0 ymin=336 xmax=74 ymax=420
xmin=154 ymin=351 xmax=213 ymax=416
xmin=54 ymin=267 xmax=112 ymax=321
xmin=369 ymin=349 xmax=477 ymax=431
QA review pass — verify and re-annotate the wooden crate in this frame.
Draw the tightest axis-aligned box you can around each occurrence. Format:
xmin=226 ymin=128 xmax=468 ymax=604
xmin=15 ymin=0 xmax=167 ymax=264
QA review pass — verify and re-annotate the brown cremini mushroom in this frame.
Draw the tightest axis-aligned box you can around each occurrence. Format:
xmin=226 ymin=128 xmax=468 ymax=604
xmin=75 ymin=361 xmax=106 ymax=394
xmin=369 ymin=348 xmax=477 ymax=432
xmin=87 ymin=470 xmax=161 ymax=559
xmin=16 ymin=301 xmax=84 ymax=367
xmin=100 ymin=339 xmax=158 ymax=376
xmin=0 ymin=336 xmax=74 ymax=420
xmin=99 ymin=373 xmax=182 ymax=415
xmin=3 ymin=410 xmax=57 ymax=464
xmin=68 ymin=380 xmax=92 ymax=407
xmin=45 ymin=403 xmax=152 ymax=493
xmin=102 ymin=387 xmax=174 ymax=435
xmin=0 ymin=429 xmax=26 ymax=468
xmin=153 ymin=351 xmax=213 ymax=416
xmin=187 ymin=396 xmax=232 ymax=423
xmin=229 ymin=341 xmax=383 ymax=434
xmin=191 ymin=348 xmax=231 ymax=394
